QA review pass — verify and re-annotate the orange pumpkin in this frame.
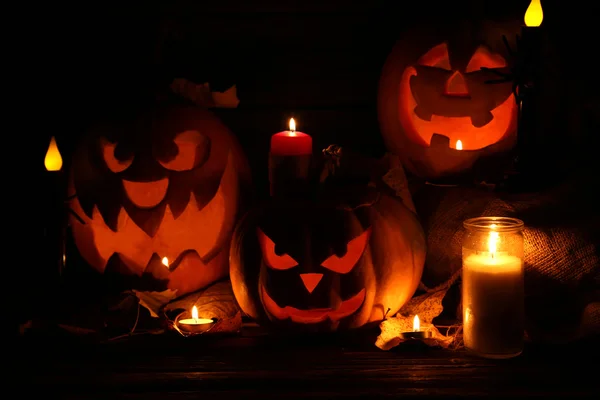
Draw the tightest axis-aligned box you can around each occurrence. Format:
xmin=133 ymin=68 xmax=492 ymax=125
xmin=68 ymin=104 xmax=250 ymax=296
xmin=230 ymin=187 xmax=426 ymax=332
xmin=378 ymin=21 xmax=519 ymax=180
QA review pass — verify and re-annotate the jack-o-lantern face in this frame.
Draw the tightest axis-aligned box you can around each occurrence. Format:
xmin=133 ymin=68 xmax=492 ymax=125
xmin=230 ymin=189 xmax=427 ymax=332
xmin=403 ymin=43 xmax=514 ymax=150
xmin=378 ymin=21 xmax=520 ymax=180
xmin=69 ymin=105 xmax=250 ymax=296
xmin=257 ymin=226 xmax=371 ymax=325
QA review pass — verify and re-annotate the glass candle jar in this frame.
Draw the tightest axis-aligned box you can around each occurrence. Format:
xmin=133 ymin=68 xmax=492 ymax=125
xmin=462 ymin=217 xmax=525 ymax=359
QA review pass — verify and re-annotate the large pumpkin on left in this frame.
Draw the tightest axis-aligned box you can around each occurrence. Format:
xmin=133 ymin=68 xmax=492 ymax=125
xmin=68 ymin=104 xmax=251 ymax=296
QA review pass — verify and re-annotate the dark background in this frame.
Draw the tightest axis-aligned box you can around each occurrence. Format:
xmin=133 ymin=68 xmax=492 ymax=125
xmin=16 ymin=0 xmax=600 ymax=325
xmin=27 ymin=0 xmax=600 ymax=183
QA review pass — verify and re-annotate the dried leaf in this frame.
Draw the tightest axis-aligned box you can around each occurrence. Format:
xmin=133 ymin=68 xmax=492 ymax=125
xmin=166 ymin=281 xmax=241 ymax=333
xmin=211 ymin=85 xmax=239 ymax=108
xmin=170 ymin=79 xmax=239 ymax=108
xmin=108 ymin=291 xmax=138 ymax=312
xmin=133 ymin=289 xmax=178 ymax=318
xmin=375 ymin=314 xmax=454 ymax=350
xmin=19 ymin=320 xmax=33 ymax=335
xmin=375 ymin=287 xmax=454 ymax=350
xmin=398 ymin=289 xmax=447 ymax=324
xmin=381 ymin=153 xmax=416 ymax=213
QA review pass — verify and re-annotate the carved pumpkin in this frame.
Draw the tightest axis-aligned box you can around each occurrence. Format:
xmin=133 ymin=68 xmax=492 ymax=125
xmin=230 ymin=188 xmax=426 ymax=331
xmin=378 ymin=21 xmax=519 ymax=180
xmin=68 ymin=104 xmax=250 ymax=296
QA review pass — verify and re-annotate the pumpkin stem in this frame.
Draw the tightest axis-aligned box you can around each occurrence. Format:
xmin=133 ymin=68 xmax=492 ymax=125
xmin=383 ymin=308 xmax=392 ymax=320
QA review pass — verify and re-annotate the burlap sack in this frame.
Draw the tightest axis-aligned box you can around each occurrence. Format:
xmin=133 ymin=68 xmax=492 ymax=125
xmin=410 ymin=178 xmax=600 ymax=343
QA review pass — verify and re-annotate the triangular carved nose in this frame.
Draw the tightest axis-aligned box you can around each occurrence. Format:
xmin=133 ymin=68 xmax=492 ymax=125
xmin=444 ymin=71 xmax=469 ymax=97
xmin=300 ymin=273 xmax=323 ymax=294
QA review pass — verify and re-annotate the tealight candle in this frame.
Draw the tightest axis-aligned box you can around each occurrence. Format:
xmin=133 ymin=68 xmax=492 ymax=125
xmin=400 ymin=315 xmax=433 ymax=340
xmin=177 ymin=305 xmax=217 ymax=334
xmin=462 ymin=217 xmax=525 ymax=359
xmin=268 ymin=117 xmax=313 ymax=197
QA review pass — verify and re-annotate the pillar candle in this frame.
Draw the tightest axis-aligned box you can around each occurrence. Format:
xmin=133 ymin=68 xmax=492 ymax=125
xmin=516 ymin=0 xmax=544 ymax=176
xmin=269 ymin=118 xmax=313 ymax=197
xmin=43 ymin=136 xmax=66 ymax=279
xmin=463 ymin=252 xmax=524 ymax=357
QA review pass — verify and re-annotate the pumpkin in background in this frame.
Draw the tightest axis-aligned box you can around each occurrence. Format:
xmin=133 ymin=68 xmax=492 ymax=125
xmin=378 ymin=20 xmax=519 ymax=180
xmin=230 ymin=187 xmax=426 ymax=331
xmin=68 ymin=104 xmax=251 ymax=296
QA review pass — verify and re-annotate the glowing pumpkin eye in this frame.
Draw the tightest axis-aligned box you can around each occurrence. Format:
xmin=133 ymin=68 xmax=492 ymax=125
xmin=101 ymin=138 xmax=133 ymax=173
xmin=465 ymin=46 xmax=507 ymax=73
xmin=257 ymin=228 xmax=298 ymax=270
xmin=321 ymin=229 xmax=371 ymax=274
xmin=418 ymin=43 xmax=451 ymax=71
xmin=159 ymin=130 xmax=210 ymax=171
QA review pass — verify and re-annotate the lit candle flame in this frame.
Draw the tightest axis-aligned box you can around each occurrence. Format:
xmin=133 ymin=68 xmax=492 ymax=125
xmin=44 ymin=136 xmax=63 ymax=171
xmin=524 ymin=0 xmax=543 ymax=27
xmin=191 ymin=305 xmax=199 ymax=321
xmin=413 ymin=315 xmax=420 ymax=332
xmin=289 ymin=118 xmax=296 ymax=132
xmin=488 ymin=224 xmax=499 ymax=256
xmin=161 ymin=257 xmax=169 ymax=268
xmin=456 ymin=139 xmax=463 ymax=150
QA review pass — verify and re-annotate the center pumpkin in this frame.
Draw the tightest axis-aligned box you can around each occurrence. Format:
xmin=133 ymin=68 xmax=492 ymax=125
xmin=230 ymin=188 xmax=426 ymax=332
xmin=256 ymin=210 xmax=372 ymax=325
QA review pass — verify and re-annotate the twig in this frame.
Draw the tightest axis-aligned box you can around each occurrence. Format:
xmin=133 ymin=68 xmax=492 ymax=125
xmin=107 ymin=303 xmax=141 ymax=342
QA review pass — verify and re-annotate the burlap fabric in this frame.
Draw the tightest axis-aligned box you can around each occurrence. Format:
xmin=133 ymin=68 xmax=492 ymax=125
xmin=408 ymin=178 xmax=600 ymax=343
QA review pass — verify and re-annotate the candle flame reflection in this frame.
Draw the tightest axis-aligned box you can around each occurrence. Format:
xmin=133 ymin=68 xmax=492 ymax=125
xmin=162 ymin=257 xmax=169 ymax=268
xmin=456 ymin=139 xmax=463 ymax=150
xmin=44 ymin=136 xmax=63 ymax=171
xmin=488 ymin=227 xmax=499 ymax=256
xmin=524 ymin=0 xmax=543 ymax=27
xmin=192 ymin=305 xmax=199 ymax=320
xmin=413 ymin=315 xmax=420 ymax=332
xmin=289 ymin=118 xmax=296 ymax=132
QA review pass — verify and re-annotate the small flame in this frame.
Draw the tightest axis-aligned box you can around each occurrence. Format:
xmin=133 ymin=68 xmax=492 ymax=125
xmin=191 ymin=305 xmax=199 ymax=320
xmin=289 ymin=118 xmax=296 ymax=132
xmin=456 ymin=139 xmax=463 ymax=150
xmin=413 ymin=315 xmax=420 ymax=332
xmin=488 ymin=224 xmax=499 ymax=255
xmin=161 ymin=257 xmax=169 ymax=268
xmin=524 ymin=0 xmax=543 ymax=27
xmin=44 ymin=136 xmax=63 ymax=171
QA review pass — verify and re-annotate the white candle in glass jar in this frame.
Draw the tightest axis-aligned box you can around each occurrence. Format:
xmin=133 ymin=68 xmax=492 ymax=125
xmin=462 ymin=227 xmax=525 ymax=358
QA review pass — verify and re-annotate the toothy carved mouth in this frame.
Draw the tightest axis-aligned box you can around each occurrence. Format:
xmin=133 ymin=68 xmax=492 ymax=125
xmin=122 ymin=178 xmax=169 ymax=208
xmin=399 ymin=67 xmax=516 ymax=151
xmin=261 ymin=286 xmax=366 ymax=324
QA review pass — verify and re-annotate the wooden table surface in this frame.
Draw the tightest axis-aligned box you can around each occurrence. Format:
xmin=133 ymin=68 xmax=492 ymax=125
xmin=16 ymin=326 xmax=600 ymax=399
